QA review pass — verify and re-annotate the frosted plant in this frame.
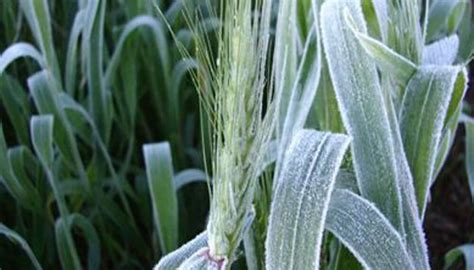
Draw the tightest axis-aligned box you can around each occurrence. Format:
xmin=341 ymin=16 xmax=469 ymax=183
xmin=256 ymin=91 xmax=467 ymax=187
xmin=155 ymin=0 xmax=471 ymax=269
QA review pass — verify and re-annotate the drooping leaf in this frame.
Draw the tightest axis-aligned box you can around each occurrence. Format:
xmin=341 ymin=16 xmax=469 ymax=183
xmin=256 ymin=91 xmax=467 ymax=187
xmin=174 ymin=169 xmax=208 ymax=191
xmin=55 ymin=214 xmax=101 ymax=270
xmin=143 ymin=142 xmax=179 ymax=254
xmin=18 ymin=0 xmax=61 ymax=82
xmin=30 ymin=115 xmax=82 ymax=270
xmin=0 ymin=223 xmax=43 ymax=270
xmin=105 ymin=15 xmax=170 ymax=86
xmin=28 ymin=71 xmax=86 ymax=179
xmin=265 ymin=129 xmax=351 ymax=270
xmin=326 ymin=189 xmax=414 ymax=270
xmin=155 ymin=232 xmax=208 ymax=270
xmin=0 ymin=125 xmax=40 ymax=212
xmin=444 ymin=244 xmax=474 ymax=270
xmin=0 ymin=43 xmax=45 ymax=73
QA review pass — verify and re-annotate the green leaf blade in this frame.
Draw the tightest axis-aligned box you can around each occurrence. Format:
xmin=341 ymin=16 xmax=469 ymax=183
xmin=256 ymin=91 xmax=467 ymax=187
xmin=399 ymin=65 xmax=466 ymax=214
xmin=326 ymin=189 xmax=415 ymax=270
xmin=265 ymin=129 xmax=350 ymax=270
xmin=144 ymin=142 xmax=179 ymax=254
xmin=321 ymin=0 xmax=403 ymax=230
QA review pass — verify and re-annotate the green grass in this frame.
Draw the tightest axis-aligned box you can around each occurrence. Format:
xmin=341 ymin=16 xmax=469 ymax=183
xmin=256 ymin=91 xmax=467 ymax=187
xmin=0 ymin=0 xmax=473 ymax=269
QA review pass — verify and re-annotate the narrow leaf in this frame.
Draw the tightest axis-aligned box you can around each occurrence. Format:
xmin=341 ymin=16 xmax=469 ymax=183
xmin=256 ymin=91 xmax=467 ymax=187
xmin=31 ymin=115 xmax=82 ymax=270
xmin=144 ymin=142 xmax=179 ymax=253
xmin=0 ymin=223 xmax=43 ymax=270
xmin=464 ymin=117 xmax=474 ymax=203
xmin=18 ymin=0 xmax=61 ymax=82
xmin=65 ymin=9 xmax=86 ymax=94
xmin=345 ymin=10 xmax=417 ymax=85
xmin=30 ymin=115 xmax=54 ymax=167
xmin=56 ymin=214 xmax=101 ymax=270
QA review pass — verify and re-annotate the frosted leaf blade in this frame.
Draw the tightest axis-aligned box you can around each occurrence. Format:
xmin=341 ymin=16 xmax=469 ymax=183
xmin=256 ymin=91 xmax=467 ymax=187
xmin=326 ymin=189 xmax=414 ymax=270
xmin=321 ymin=0 xmax=403 ymax=229
xmin=155 ymin=232 xmax=208 ymax=270
xmin=265 ymin=129 xmax=351 ymax=270
xmin=344 ymin=11 xmax=417 ymax=85
xmin=422 ymin=35 xmax=460 ymax=65
xmin=174 ymin=169 xmax=208 ymax=190
xmin=0 ymin=43 xmax=45 ymax=74
xmin=399 ymin=65 xmax=466 ymax=214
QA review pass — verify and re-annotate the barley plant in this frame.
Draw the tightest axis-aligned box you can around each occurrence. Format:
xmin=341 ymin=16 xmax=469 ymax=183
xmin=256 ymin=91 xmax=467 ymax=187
xmin=0 ymin=0 xmax=473 ymax=269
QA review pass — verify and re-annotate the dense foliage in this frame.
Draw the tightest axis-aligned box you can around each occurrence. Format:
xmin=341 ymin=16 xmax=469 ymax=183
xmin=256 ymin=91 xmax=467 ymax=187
xmin=0 ymin=0 xmax=473 ymax=269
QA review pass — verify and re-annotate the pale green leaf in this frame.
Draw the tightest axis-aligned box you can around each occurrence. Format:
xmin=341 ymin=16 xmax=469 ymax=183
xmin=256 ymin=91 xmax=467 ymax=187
xmin=104 ymin=15 xmax=170 ymax=86
xmin=321 ymin=0 xmax=403 ymax=230
xmin=155 ymin=232 xmax=208 ymax=270
xmin=30 ymin=115 xmax=54 ymax=167
xmin=174 ymin=169 xmax=208 ymax=191
xmin=273 ymin=0 xmax=298 ymax=138
xmin=384 ymin=79 xmax=430 ymax=270
xmin=422 ymin=35 xmax=459 ymax=65
xmin=143 ymin=142 xmax=179 ymax=254
xmin=345 ymin=10 xmax=417 ymax=85
xmin=65 ymin=9 xmax=86 ymax=94
xmin=399 ymin=65 xmax=466 ymax=214
xmin=54 ymin=219 xmax=83 ymax=270
xmin=30 ymin=115 xmax=82 ymax=270
xmin=18 ymin=0 xmax=61 ymax=82
xmin=277 ymin=25 xmax=322 ymax=176
xmin=0 ymin=43 xmax=45 ymax=73
xmin=266 ymin=129 xmax=351 ymax=270
xmin=326 ymin=189 xmax=414 ymax=270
